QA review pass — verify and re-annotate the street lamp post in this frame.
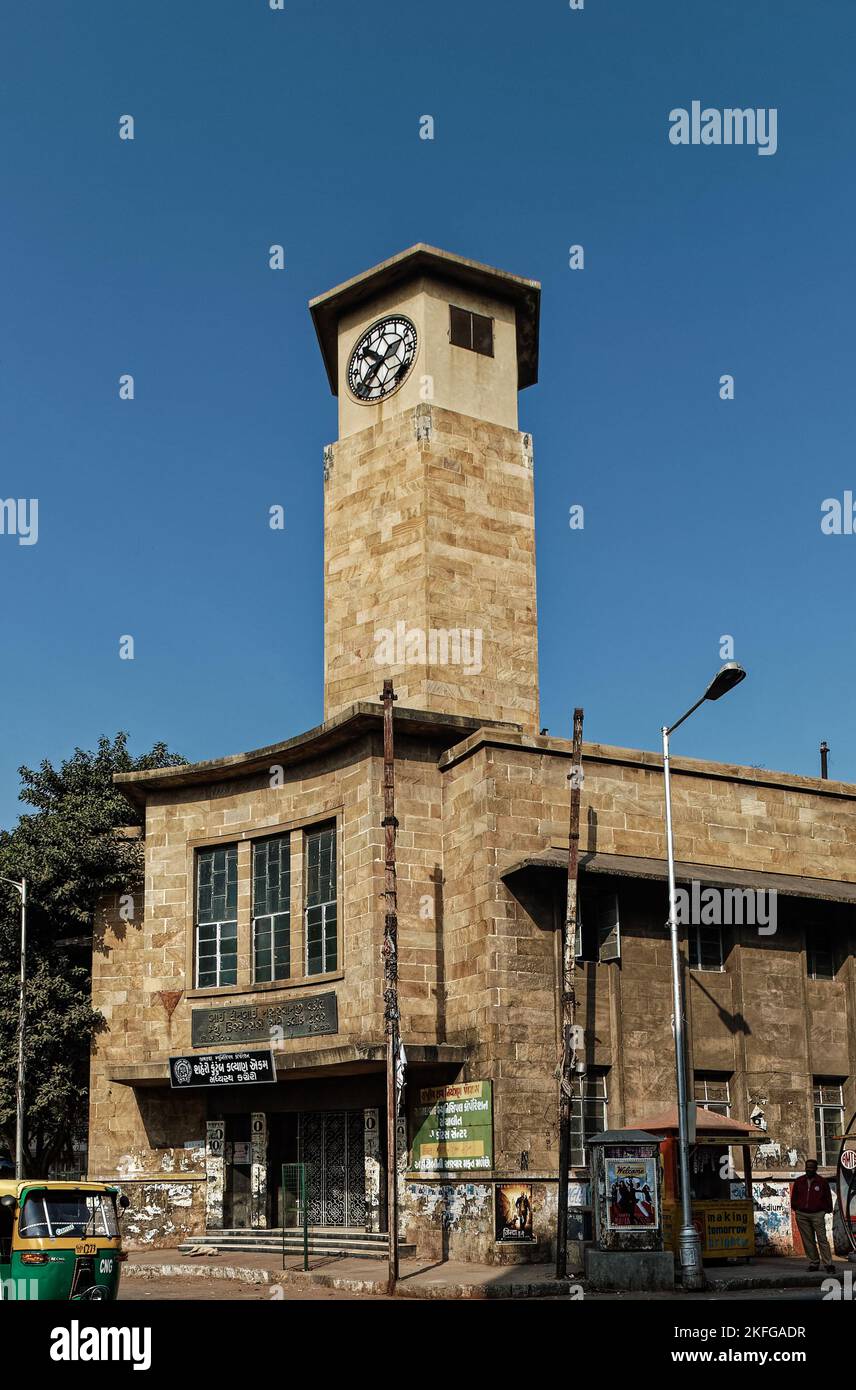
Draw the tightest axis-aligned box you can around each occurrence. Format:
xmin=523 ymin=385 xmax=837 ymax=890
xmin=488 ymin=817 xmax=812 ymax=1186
xmin=662 ymin=663 xmax=746 ymax=1291
xmin=1 ymin=876 xmax=27 ymax=1180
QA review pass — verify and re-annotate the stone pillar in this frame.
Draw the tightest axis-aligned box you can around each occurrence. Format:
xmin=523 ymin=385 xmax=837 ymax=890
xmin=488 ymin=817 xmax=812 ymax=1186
xmin=251 ymin=1112 xmax=268 ymax=1228
xmin=205 ymin=1121 xmax=225 ymax=1231
xmin=364 ymin=1107 xmax=381 ymax=1233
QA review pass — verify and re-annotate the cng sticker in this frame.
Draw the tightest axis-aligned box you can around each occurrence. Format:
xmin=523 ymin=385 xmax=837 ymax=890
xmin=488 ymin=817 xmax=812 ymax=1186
xmin=99 ymin=1258 xmax=114 ymax=1275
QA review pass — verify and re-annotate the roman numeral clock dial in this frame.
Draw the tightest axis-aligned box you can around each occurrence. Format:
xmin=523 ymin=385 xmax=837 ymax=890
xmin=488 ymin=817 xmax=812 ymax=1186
xmin=347 ymin=315 xmax=418 ymax=403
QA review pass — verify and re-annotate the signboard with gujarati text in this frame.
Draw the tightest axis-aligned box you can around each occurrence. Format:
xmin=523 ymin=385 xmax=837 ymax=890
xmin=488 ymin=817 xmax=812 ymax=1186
xmin=410 ymin=1081 xmax=493 ymax=1174
xmin=191 ymin=993 xmax=338 ymax=1048
xmin=169 ymin=1050 xmax=277 ymax=1088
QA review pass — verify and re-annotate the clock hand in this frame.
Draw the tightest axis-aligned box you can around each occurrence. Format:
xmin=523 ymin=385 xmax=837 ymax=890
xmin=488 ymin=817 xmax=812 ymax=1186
xmin=365 ymin=338 xmax=403 ymax=384
xmin=355 ymin=332 xmax=408 ymax=397
xmin=355 ymin=365 xmax=381 ymax=398
xmin=359 ymin=362 xmax=383 ymax=394
xmin=361 ymin=341 xmax=399 ymax=392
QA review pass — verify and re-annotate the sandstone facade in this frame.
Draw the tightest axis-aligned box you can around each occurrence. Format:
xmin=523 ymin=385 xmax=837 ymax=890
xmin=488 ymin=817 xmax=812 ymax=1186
xmin=89 ymin=712 xmax=856 ymax=1259
xmin=88 ymin=246 xmax=856 ymax=1262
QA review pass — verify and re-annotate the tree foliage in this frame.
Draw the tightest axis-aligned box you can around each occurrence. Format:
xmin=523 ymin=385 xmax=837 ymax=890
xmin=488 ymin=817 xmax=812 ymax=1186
xmin=0 ymin=733 xmax=184 ymax=1174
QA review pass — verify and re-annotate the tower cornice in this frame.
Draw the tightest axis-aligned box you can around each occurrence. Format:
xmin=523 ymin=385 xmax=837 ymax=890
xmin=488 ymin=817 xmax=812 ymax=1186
xmin=310 ymin=243 xmax=541 ymax=395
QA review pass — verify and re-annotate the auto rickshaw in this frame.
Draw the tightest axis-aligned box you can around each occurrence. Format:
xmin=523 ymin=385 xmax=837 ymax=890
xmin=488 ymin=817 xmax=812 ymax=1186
xmin=0 ymin=1180 xmax=129 ymax=1300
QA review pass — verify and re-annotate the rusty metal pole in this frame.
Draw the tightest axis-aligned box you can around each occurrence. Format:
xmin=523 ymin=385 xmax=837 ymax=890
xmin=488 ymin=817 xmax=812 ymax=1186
xmin=556 ymin=708 xmax=584 ymax=1279
xmin=380 ymin=680 xmax=400 ymax=1295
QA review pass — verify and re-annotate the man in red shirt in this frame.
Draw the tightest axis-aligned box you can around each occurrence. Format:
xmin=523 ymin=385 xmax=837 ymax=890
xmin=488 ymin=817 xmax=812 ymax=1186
xmin=791 ymin=1159 xmax=835 ymax=1271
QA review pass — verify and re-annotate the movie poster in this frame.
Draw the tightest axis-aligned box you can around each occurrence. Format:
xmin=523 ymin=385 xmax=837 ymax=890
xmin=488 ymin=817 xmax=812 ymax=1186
xmin=495 ymin=1182 xmax=536 ymax=1242
xmin=605 ymin=1158 xmax=658 ymax=1230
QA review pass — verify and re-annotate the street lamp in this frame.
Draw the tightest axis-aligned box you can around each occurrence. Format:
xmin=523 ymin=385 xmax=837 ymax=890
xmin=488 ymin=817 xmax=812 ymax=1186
xmin=662 ymin=663 xmax=746 ymax=1290
xmin=0 ymin=877 xmax=27 ymax=1180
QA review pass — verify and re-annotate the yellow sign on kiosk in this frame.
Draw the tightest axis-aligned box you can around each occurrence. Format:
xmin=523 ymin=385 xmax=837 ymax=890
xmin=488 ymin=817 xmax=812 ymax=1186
xmin=662 ymin=1198 xmax=754 ymax=1259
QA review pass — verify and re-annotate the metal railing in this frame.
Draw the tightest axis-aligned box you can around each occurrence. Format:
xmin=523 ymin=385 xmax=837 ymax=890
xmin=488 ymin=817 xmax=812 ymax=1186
xmin=281 ymin=1163 xmax=308 ymax=1272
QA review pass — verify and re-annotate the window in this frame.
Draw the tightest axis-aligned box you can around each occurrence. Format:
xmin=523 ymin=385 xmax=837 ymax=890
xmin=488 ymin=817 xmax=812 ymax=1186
xmin=252 ymin=836 xmax=291 ymax=983
xmin=814 ymin=1080 xmax=845 ymax=1166
xmin=694 ymin=1074 xmax=731 ymax=1117
xmin=19 ymin=1190 xmax=119 ymax=1240
xmin=576 ymin=887 xmax=621 ymax=963
xmin=305 ymin=824 xmax=337 ymax=976
xmin=449 ymin=305 xmax=494 ymax=357
xmin=807 ymin=927 xmax=836 ymax=980
xmin=688 ymin=923 xmax=724 ymax=972
xmin=195 ymin=845 xmax=238 ymax=988
xmin=570 ymin=1071 xmax=608 ymax=1167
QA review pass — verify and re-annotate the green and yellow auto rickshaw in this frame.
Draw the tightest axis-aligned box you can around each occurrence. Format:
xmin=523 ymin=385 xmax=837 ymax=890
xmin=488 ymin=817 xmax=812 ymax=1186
xmin=0 ymin=1180 xmax=129 ymax=1301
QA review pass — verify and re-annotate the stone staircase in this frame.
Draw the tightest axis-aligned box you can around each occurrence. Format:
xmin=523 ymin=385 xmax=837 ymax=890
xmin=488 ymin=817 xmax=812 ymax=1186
xmin=178 ymin=1227 xmax=415 ymax=1261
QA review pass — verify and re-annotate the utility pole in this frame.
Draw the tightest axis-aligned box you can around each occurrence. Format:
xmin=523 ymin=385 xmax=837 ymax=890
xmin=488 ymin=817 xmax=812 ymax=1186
xmin=1 ymin=876 xmax=27 ymax=1180
xmin=556 ymin=709 xmax=583 ymax=1279
xmin=380 ymin=680 xmax=401 ymax=1295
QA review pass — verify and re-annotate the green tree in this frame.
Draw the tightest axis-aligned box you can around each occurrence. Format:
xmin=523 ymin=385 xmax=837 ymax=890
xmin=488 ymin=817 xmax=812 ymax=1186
xmin=0 ymin=733 xmax=184 ymax=1175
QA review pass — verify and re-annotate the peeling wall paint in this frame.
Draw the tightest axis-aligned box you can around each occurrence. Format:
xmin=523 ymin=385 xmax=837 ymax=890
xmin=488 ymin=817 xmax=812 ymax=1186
xmin=119 ymin=1179 xmax=203 ymax=1249
xmin=401 ymin=1181 xmax=563 ymax=1265
xmin=250 ymin=1113 xmax=267 ymax=1229
xmin=205 ymin=1122 xmax=225 ymax=1231
xmin=96 ymin=1143 xmax=207 ymax=1249
xmin=401 ymin=1182 xmax=493 ymax=1261
xmin=728 ymin=1178 xmax=835 ymax=1256
xmin=404 ymin=1182 xmax=492 ymax=1229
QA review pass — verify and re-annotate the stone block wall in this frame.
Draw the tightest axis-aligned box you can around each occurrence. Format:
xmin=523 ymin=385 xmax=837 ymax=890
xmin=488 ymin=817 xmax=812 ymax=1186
xmin=437 ymin=729 xmax=856 ymax=1175
xmin=323 ymin=405 xmax=539 ymax=733
xmin=90 ymin=710 xmax=856 ymax=1256
xmin=89 ymin=727 xmax=456 ymax=1214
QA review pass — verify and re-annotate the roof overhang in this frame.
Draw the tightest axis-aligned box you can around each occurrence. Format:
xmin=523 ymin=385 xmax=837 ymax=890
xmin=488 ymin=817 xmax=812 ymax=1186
xmin=114 ymin=704 xmax=521 ymax=807
xmin=107 ymin=1042 xmax=471 ymax=1086
xmin=501 ymin=848 xmax=856 ymax=906
xmin=309 ymin=243 xmax=541 ymax=395
xmin=629 ymin=1105 xmax=766 ymax=1140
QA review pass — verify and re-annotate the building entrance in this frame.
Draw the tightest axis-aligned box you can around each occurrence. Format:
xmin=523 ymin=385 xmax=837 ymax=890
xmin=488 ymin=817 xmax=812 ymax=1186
xmin=299 ymin=1110 xmax=366 ymax=1228
xmin=223 ymin=1114 xmax=252 ymax=1229
xmin=218 ymin=1109 xmax=368 ymax=1229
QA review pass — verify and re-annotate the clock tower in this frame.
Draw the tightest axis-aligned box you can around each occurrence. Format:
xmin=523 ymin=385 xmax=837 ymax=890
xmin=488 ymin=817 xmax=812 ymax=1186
xmin=310 ymin=244 xmax=541 ymax=733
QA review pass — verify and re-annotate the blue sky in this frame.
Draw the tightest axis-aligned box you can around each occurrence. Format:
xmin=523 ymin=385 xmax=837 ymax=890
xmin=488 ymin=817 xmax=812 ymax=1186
xmin=2 ymin=0 xmax=854 ymax=828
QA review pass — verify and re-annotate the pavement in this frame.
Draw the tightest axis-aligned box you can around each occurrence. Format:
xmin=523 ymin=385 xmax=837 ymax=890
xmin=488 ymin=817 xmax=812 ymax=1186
xmin=122 ymin=1248 xmax=855 ymax=1299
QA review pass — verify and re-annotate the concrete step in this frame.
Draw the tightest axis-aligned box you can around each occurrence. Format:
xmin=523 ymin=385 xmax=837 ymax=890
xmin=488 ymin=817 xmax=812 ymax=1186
xmin=214 ymin=1234 xmax=389 ymax=1245
xmin=203 ymin=1233 xmax=389 ymax=1248
xmin=178 ymin=1231 xmax=415 ymax=1261
xmin=178 ymin=1242 xmax=415 ymax=1261
xmin=182 ymin=1245 xmax=386 ymax=1256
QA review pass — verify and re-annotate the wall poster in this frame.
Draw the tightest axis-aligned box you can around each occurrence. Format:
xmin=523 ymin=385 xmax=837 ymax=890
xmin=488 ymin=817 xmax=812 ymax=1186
xmin=495 ymin=1182 xmax=535 ymax=1242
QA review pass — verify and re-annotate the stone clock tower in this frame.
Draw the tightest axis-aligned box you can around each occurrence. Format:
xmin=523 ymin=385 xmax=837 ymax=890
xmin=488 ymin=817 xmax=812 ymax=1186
xmin=310 ymin=244 xmax=541 ymax=733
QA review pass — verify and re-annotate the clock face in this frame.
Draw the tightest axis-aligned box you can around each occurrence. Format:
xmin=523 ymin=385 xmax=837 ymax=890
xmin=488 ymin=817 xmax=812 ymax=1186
xmin=347 ymin=315 xmax=418 ymax=403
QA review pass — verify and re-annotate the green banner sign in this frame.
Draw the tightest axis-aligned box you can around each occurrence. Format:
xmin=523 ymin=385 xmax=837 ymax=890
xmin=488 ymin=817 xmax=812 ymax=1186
xmin=410 ymin=1081 xmax=493 ymax=1174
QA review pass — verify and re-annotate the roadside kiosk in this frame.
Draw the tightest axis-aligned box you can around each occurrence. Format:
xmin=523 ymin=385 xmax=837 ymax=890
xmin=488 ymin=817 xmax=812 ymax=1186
xmin=587 ymin=1129 xmax=664 ymax=1252
xmin=584 ymin=1129 xmax=675 ymax=1290
xmin=633 ymin=1106 xmax=760 ymax=1261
